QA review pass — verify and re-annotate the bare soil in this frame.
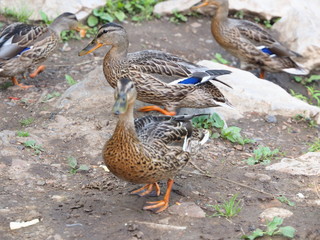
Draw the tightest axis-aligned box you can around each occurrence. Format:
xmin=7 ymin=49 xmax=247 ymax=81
xmin=0 ymin=17 xmax=319 ymax=240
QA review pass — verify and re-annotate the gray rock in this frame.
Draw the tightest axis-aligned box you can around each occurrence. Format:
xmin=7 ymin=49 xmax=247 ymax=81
xmin=168 ymin=202 xmax=206 ymax=218
xmin=266 ymin=152 xmax=320 ymax=176
xmin=265 ymin=115 xmax=277 ymax=123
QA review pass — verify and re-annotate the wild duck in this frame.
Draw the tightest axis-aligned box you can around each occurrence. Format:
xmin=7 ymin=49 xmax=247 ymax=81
xmin=0 ymin=12 xmax=84 ymax=88
xmin=79 ymin=23 xmax=232 ymax=116
xmin=103 ymin=78 xmax=209 ymax=213
xmin=192 ymin=0 xmax=309 ymax=78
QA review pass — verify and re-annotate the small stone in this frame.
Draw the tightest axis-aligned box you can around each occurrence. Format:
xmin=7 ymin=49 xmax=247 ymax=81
xmin=36 ymin=180 xmax=46 ymax=186
xmin=297 ymin=193 xmax=305 ymax=199
xmin=265 ymin=115 xmax=277 ymax=123
xmin=134 ymin=231 xmax=144 ymax=239
xmin=260 ymin=207 xmax=293 ymax=221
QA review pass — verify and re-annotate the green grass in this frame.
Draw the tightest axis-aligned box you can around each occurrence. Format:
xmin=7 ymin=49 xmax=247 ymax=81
xmin=242 ymin=217 xmax=296 ymax=239
xmin=16 ymin=131 xmax=30 ymax=137
xmin=245 ymin=146 xmax=281 ymax=165
xmin=192 ymin=113 xmax=254 ymax=145
xmin=308 ymin=138 xmax=320 ymax=152
xmin=276 ymin=196 xmax=295 ymax=207
xmin=20 ymin=117 xmax=34 ymax=127
xmin=23 ymin=140 xmax=44 ymax=155
xmin=293 ymin=114 xmax=318 ymax=128
xmin=212 ymin=53 xmax=229 ymax=65
xmin=67 ymin=157 xmax=90 ymax=174
xmin=42 ymin=92 xmax=61 ymax=102
xmin=208 ymin=194 xmax=242 ymax=218
xmin=169 ymin=11 xmax=188 ymax=24
xmin=2 ymin=7 xmax=33 ymax=23
xmin=65 ymin=74 xmax=77 ymax=86
xmin=0 ymin=82 xmax=13 ymax=90
xmin=294 ymin=75 xmax=320 ymax=85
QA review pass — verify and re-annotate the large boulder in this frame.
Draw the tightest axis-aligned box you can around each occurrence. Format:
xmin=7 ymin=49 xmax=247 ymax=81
xmin=182 ymin=60 xmax=320 ymax=122
xmin=0 ymin=0 xmax=106 ymax=20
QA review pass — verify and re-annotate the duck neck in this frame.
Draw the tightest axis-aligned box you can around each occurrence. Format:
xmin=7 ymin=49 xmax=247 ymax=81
xmin=49 ymin=19 xmax=68 ymax=35
xmin=213 ymin=1 xmax=229 ymax=23
xmin=116 ymin=103 xmax=137 ymax=138
xmin=105 ymin=37 xmax=129 ymax=62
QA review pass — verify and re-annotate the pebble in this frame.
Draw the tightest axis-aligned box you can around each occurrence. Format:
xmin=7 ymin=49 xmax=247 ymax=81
xmin=168 ymin=202 xmax=206 ymax=218
xmin=265 ymin=115 xmax=277 ymax=123
xmin=244 ymin=172 xmax=271 ymax=182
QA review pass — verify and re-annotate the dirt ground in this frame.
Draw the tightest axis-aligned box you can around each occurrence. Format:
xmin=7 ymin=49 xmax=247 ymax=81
xmin=0 ymin=16 xmax=320 ymax=240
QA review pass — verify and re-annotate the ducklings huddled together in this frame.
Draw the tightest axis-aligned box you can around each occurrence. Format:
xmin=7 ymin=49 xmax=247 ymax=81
xmin=0 ymin=0 xmax=309 ymax=213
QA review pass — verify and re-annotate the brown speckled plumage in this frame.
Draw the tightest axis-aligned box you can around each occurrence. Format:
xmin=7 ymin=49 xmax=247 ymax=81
xmin=0 ymin=13 xmax=79 ymax=80
xmin=102 ymin=78 xmax=209 ymax=212
xmin=193 ymin=0 xmax=308 ymax=76
xmin=79 ymin=23 xmax=232 ymax=112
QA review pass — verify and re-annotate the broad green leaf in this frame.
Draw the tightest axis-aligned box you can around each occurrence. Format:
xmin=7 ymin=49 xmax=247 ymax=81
xmin=241 ymin=228 xmax=264 ymax=240
xmin=114 ymin=11 xmax=126 ymax=22
xmin=266 ymin=217 xmax=283 ymax=235
xmin=278 ymin=226 xmax=296 ymax=238
xmin=65 ymin=74 xmax=76 ymax=86
xmin=87 ymin=15 xmax=99 ymax=27
xmin=68 ymin=157 xmax=77 ymax=169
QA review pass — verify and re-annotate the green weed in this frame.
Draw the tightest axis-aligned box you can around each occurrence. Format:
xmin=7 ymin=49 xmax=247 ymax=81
xmin=242 ymin=217 xmax=296 ymax=239
xmin=276 ymin=196 xmax=295 ymax=207
xmin=20 ymin=117 xmax=34 ymax=127
xmin=169 ymin=11 xmax=188 ymax=23
xmin=233 ymin=10 xmax=244 ymax=19
xmin=23 ymin=140 xmax=44 ymax=155
xmin=65 ymin=74 xmax=77 ymax=86
xmin=290 ymin=89 xmax=309 ymax=102
xmin=42 ymin=92 xmax=61 ymax=102
xmin=192 ymin=113 xmax=254 ymax=145
xmin=39 ymin=11 xmax=52 ymax=24
xmin=87 ymin=0 xmax=162 ymax=27
xmin=208 ymin=194 xmax=242 ymax=218
xmin=16 ymin=131 xmax=30 ymax=137
xmin=67 ymin=156 xmax=90 ymax=174
xmin=212 ymin=53 xmax=229 ymax=65
xmin=293 ymin=114 xmax=318 ymax=128
xmin=308 ymin=138 xmax=320 ymax=152
xmin=306 ymin=86 xmax=320 ymax=106
xmin=0 ymin=82 xmax=13 ymax=90
xmin=245 ymin=146 xmax=280 ymax=165
xmin=294 ymin=75 xmax=320 ymax=85
xmin=61 ymin=30 xmax=81 ymax=41
xmin=3 ymin=7 xmax=33 ymax=23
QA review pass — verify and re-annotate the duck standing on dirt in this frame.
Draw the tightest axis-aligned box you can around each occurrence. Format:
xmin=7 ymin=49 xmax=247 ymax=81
xmin=192 ymin=0 xmax=309 ymax=78
xmin=0 ymin=12 xmax=85 ymax=88
xmin=79 ymin=23 xmax=232 ymax=116
xmin=103 ymin=77 xmax=210 ymax=213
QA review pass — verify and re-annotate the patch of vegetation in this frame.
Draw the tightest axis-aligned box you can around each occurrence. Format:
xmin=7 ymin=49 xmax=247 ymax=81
xmin=16 ymin=131 xmax=30 ymax=137
xmin=39 ymin=11 xmax=52 ymax=24
xmin=61 ymin=30 xmax=82 ymax=41
xmin=254 ymin=16 xmax=281 ymax=29
xmin=294 ymin=75 xmax=320 ymax=86
xmin=67 ymin=157 xmax=90 ymax=174
xmin=42 ymin=92 xmax=61 ymax=102
xmin=192 ymin=113 xmax=254 ymax=145
xmin=65 ymin=74 xmax=77 ymax=86
xmin=87 ymin=0 xmax=163 ymax=27
xmin=2 ymin=7 xmax=33 ymax=23
xmin=293 ymin=114 xmax=318 ymax=128
xmin=245 ymin=146 xmax=280 ymax=165
xmin=0 ymin=82 xmax=13 ymax=90
xmin=306 ymin=86 xmax=320 ymax=106
xmin=276 ymin=196 xmax=295 ymax=207
xmin=212 ymin=53 xmax=229 ymax=65
xmin=23 ymin=140 xmax=44 ymax=155
xmin=20 ymin=117 xmax=34 ymax=127
xmin=242 ymin=217 xmax=296 ymax=239
xmin=169 ymin=11 xmax=188 ymax=24
xmin=208 ymin=194 xmax=242 ymax=218
xmin=233 ymin=10 xmax=244 ymax=19
xmin=308 ymin=138 xmax=320 ymax=152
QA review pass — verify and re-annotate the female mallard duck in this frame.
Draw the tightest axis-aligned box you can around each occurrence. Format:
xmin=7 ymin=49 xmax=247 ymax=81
xmin=192 ymin=0 xmax=309 ymax=78
xmin=103 ymin=77 xmax=209 ymax=213
xmin=0 ymin=12 xmax=84 ymax=88
xmin=79 ymin=23 xmax=231 ymax=116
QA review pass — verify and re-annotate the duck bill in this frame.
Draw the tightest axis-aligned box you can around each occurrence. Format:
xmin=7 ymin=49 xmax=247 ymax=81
xmin=191 ymin=1 xmax=209 ymax=10
xmin=78 ymin=39 xmax=103 ymax=56
xmin=112 ymin=93 xmax=128 ymax=115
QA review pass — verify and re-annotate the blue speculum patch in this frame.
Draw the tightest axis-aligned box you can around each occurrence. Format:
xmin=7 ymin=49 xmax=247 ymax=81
xmin=261 ymin=47 xmax=274 ymax=55
xmin=178 ymin=77 xmax=201 ymax=84
xmin=17 ymin=47 xmax=31 ymax=56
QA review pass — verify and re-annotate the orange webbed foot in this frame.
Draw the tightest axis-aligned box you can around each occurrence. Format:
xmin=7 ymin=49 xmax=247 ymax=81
xmin=139 ymin=106 xmax=176 ymax=116
xmin=11 ymin=77 xmax=34 ymax=89
xmin=130 ymin=183 xmax=160 ymax=197
xmin=143 ymin=179 xmax=174 ymax=213
xmin=259 ymin=70 xmax=265 ymax=79
xmin=29 ymin=65 xmax=46 ymax=78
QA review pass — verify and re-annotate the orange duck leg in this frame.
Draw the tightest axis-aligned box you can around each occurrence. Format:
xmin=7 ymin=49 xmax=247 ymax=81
xmin=11 ymin=77 xmax=33 ymax=89
xmin=143 ymin=179 xmax=174 ymax=213
xmin=29 ymin=65 xmax=46 ymax=78
xmin=139 ymin=106 xmax=176 ymax=116
xmin=131 ymin=182 xmax=161 ymax=197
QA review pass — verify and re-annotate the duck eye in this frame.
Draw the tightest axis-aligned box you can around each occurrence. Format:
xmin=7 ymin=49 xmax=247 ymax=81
xmin=103 ymin=29 xmax=108 ymax=33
